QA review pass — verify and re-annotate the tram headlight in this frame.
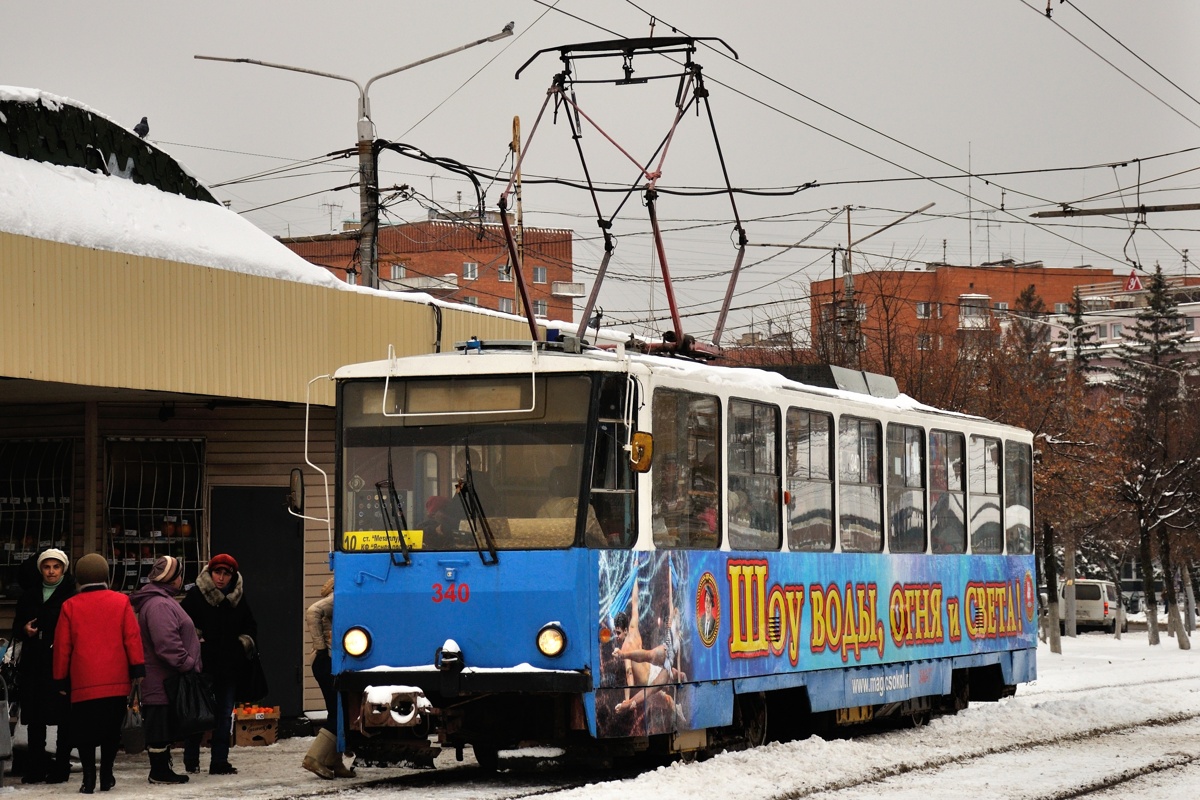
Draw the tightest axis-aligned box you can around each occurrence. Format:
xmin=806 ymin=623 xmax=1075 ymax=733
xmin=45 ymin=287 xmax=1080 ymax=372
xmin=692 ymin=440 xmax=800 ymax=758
xmin=536 ymin=623 xmax=566 ymax=658
xmin=343 ymin=626 xmax=372 ymax=657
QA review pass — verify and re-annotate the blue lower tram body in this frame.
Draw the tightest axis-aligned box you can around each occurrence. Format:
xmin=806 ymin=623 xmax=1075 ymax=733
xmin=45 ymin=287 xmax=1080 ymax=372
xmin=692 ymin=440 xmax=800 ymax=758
xmin=331 ymin=548 xmax=1038 ymax=759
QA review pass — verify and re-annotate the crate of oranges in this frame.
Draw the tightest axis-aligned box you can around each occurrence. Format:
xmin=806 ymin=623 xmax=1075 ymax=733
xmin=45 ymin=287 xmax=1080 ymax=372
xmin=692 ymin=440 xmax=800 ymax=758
xmin=234 ymin=704 xmax=280 ymax=746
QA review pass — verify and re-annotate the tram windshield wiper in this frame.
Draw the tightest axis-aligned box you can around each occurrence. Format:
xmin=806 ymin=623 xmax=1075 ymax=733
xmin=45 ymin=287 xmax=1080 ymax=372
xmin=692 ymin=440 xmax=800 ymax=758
xmin=456 ymin=456 xmax=499 ymax=566
xmin=377 ymin=449 xmax=412 ymax=566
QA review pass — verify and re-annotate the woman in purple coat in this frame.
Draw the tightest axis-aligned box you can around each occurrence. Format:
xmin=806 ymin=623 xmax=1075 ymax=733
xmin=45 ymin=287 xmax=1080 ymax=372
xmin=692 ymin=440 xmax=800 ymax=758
xmin=130 ymin=556 xmax=201 ymax=785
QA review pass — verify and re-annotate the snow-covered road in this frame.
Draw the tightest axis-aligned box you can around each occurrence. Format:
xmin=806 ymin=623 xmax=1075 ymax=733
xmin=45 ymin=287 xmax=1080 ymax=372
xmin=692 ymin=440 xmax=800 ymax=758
xmin=5 ymin=633 xmax=1198 ymax=799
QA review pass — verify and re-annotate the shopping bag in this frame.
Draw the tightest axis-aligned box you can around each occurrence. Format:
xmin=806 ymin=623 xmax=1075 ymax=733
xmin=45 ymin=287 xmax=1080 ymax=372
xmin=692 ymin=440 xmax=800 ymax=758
xmin=237 ymin=653 xmax=269 ymax=705
xmin=165 ymin=671 xmax=216 ymax=738
xmin=121 ymin=685 xmax=145 ymax=754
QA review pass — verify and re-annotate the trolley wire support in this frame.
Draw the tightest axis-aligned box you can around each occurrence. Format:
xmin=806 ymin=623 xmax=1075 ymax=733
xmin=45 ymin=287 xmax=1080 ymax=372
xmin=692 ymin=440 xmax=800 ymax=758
xmin=504 ymin=35 xmax=746 ymax=358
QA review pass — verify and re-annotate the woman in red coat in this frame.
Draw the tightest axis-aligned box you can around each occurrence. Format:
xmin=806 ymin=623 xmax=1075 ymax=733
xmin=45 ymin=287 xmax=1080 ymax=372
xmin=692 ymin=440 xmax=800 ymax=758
xmin=53 ymin=553 xmax=146 ymax=793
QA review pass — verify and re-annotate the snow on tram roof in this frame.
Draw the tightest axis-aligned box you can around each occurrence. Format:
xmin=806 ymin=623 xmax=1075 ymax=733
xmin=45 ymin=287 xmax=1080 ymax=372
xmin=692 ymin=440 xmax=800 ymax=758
xmin=334 ymin=342 xmax=1014 ymax=430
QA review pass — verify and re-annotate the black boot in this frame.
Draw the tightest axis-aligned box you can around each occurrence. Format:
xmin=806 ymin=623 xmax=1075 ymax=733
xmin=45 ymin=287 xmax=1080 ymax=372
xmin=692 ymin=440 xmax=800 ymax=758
xmin=47 ymin=747 xmax=72 ymax=784
xmin=148 ymin=748 xmax=189 ymax=784
xmin=78 ymin=746 xmax=96 ymax=794
xmin=99 ymin=742 xmax=117 ymax=791
xmin=22 ymin=749 xmax=47 ymax=784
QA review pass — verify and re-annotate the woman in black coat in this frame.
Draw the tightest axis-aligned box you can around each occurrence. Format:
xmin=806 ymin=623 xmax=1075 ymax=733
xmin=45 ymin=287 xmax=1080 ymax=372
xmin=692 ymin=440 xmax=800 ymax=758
xmin=179 ymin=553 xmax=258 ymax=776
xmin=12 ymin=548 xmax=76 ymax=784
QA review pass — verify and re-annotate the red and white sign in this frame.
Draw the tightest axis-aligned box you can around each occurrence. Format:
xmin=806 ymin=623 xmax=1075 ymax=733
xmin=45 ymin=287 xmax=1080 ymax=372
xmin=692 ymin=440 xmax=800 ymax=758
xmin=1123 ymin=270 xmax=1143 ymax=292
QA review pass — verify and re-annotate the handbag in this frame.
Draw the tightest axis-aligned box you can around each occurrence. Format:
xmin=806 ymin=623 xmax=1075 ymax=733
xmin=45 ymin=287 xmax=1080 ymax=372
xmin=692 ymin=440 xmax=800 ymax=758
xmin=165 ymin=670 xmax=217 ymax=738
xmin=121 ymin=685 xmax=145 ymax=754
xmin=237 ymin=653 xmax=269 ymax=704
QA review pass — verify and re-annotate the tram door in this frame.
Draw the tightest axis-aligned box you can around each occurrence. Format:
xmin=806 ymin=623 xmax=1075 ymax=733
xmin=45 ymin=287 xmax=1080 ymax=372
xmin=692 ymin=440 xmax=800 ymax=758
xmin=209 ymin=486 xmax=305 ymax=717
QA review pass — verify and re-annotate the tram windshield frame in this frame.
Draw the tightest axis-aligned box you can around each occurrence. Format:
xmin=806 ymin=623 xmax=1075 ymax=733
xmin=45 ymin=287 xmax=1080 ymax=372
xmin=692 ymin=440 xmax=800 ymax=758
xmin=337 ymin=372 xmax=631 ymax=553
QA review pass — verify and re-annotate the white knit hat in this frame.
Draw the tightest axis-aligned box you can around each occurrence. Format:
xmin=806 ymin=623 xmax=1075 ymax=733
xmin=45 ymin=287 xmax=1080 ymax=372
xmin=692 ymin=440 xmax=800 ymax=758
xmin=37 ymin=548 xmax=69 ymax=570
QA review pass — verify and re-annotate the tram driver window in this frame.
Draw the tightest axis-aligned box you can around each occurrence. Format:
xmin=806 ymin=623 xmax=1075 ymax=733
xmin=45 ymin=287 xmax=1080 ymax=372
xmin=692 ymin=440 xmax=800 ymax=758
xmin=929 ymin=430 xmax=966 ymax=554
xmin=886 ymin=424 xmax=926 ymax=553
xmin=1004 ymin=440 xmax=1033 ymax=555
xmin=838 ymin=416 xmax=883 ymax=553
xmin=968 ymin=435 xmax=1003 ymax=554
xmin=652 ymin=389 xmax=721 ymax=549
xmin=587 ymin=374 xmax=637 ymax=548
xmin=727 ymin=399 xmax=781 ymax=551
xmin=786 ymin=408 xmax=834 ymax=552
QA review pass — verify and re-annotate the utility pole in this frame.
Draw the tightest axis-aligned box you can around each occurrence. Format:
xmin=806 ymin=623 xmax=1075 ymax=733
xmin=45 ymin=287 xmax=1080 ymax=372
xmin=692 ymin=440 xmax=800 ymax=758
xmin=511 ymin=117 xmax=523 ymax=314
xmin=195 ymin=23 xmax=514 ymax=289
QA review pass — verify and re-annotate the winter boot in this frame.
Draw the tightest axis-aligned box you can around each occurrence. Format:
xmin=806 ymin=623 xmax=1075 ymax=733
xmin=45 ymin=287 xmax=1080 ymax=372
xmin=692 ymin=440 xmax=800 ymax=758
xmin=21 ymin=748 xmax=47 ymax=784
xmin=47 ymin=746 xmax=72 ymax=784
xmin=78 ymin=745 xmax=96 ymax=794
xmin=99 ymin=742 xmax=117 ymax=791
xmin=147 ymin=748 xmax=189 ymax=784
xmin=325 ymin=745 xmax=357 ymax=779
xmin=301 ymin=729 xmax=336 ymax=779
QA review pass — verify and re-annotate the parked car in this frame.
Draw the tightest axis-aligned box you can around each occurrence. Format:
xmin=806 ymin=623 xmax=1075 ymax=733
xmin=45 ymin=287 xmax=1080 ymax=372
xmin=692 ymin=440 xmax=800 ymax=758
xmin=1058 ymin=578 xmax=1126 ymax=634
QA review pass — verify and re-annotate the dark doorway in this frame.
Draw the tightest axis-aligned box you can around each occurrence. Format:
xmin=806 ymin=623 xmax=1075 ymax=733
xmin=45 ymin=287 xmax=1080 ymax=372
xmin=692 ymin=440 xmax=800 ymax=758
xmin=210 ymin=486 xmax=304 ymax=717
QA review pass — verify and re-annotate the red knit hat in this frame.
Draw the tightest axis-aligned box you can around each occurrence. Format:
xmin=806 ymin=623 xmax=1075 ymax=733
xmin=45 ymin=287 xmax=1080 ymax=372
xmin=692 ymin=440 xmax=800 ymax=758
xmin=425 ymin=496 xmax=449 ymax=516
xmin=208 ymin=553 xmax=238 ymax=573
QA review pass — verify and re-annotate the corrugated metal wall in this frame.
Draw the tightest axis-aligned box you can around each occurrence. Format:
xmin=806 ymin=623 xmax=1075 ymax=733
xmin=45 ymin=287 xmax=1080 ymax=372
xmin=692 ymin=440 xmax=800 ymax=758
xmin=0 ymin=232 xmax=537 ymax=407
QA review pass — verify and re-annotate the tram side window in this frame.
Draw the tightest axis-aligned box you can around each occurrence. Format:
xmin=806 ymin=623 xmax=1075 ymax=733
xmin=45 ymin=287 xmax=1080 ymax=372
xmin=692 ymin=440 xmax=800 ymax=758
xmin=929 ymin=430 xmax=966 ymax=554
xmin=786 ymin=408 xmax=834 ymax=551
xmin=727 ymin=399 xmax=781 ymax=551
xmin=588 ymin=375 xmax=637 ymax=548
xmin=968 ymin=435 xmax=1003 ymax=554
xmin=838 ymin=416 xmax=883 ymax=553
xmin=1004 ymin=440 xmax=1033 ymax=555
xmin=886 ymin=424 xmax=926 ymax=553
xmin=652 ymin=389 xmax=721 ymax=549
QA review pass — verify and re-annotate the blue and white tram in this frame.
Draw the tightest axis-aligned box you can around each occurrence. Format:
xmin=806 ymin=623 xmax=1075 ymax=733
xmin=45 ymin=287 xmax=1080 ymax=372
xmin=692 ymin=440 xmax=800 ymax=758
xmin=323 ymin=338 xmax=1037 ymax=766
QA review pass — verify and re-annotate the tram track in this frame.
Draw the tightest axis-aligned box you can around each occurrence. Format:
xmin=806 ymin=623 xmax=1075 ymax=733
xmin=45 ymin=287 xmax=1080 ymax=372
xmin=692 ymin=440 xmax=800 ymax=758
xmin=771 ymin=708 xmax=1200 ymax=799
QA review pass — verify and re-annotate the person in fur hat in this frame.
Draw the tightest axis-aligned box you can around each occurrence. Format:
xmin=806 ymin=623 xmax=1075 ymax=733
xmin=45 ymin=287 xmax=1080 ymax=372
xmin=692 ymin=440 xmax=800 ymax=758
xmin=13 ymin=548 xmax=76 ymax=784
xmin=180 ymin=553 xmax=258 ymax=776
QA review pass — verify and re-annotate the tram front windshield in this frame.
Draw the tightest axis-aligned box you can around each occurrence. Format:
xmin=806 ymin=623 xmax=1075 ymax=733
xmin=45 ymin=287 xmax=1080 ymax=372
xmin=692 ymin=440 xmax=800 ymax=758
xmin=339 ymin=374 xmax=595 ymax=552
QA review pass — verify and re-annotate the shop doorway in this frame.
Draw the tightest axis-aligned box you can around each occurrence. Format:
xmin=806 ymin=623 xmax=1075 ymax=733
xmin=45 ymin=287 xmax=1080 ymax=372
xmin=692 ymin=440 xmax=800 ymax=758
xmin=210 ymin=486 xmax=304 ymax=717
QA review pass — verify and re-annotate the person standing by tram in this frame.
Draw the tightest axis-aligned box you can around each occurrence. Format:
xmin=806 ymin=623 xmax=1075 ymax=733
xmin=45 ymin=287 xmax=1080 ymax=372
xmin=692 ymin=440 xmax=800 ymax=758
xmin=12 ymin=547 xmax=75 ymax=784
xmin=301 ymin=577 xmax=356 ymax=779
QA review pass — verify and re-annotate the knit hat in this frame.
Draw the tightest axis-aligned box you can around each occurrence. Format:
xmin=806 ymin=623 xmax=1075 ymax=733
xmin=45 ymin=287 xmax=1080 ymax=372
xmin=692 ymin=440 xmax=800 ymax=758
xmin=208 ymin=553 xmax=238 ymax=573
xmin=148 ymin=555 xmax=182 ymax=584
xmin=75 ymin=553 xmax=110 ymax=586
xmin=425 ymin=495 xmax=449 ymax=516
xmin=37 ymin=547 xmax=69 ymax=571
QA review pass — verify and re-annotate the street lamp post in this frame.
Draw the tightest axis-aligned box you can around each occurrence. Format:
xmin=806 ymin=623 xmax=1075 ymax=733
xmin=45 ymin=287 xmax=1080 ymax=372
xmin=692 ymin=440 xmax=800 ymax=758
xmin=196 ymin=22 xmax=514 ymax=289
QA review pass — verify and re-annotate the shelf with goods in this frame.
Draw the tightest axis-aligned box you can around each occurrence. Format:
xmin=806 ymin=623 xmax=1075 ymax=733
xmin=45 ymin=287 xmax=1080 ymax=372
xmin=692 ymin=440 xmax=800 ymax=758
xmin=0 ymin=439 xmax=74 ymax=600
xmin=105 ymin=438 xmax=205 ymax=594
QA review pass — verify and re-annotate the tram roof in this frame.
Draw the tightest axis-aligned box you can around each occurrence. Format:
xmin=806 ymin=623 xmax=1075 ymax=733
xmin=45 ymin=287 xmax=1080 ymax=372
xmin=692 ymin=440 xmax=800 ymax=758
xmin=334 ymin=343 xmax=1030 ymax=437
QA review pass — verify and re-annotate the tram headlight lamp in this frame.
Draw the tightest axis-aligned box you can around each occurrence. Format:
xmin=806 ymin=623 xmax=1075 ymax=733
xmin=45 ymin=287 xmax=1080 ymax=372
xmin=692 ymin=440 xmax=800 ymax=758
xmin=343 ymin=626 xmax=372 ymax=657
xmin=536 ymin=623 xmax=567 ymax=658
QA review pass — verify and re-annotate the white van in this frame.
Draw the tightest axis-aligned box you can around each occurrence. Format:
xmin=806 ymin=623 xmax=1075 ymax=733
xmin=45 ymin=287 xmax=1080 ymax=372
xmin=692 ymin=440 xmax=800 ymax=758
xmin=1058 ymin=578 xmax=1124 ymax=633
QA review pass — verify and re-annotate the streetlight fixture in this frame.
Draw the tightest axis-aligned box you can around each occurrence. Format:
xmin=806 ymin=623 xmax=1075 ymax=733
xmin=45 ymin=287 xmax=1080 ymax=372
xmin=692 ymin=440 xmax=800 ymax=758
xmin=196 ymin=22 xmax=515 ymax=289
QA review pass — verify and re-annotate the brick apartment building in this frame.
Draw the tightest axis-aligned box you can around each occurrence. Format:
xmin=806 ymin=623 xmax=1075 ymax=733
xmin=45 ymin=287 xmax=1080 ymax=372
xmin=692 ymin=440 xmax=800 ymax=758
xmin=807 ymin=260 xmax=1172 ymax=361
xmin=279 ymin=212 xmax=583 ymax=322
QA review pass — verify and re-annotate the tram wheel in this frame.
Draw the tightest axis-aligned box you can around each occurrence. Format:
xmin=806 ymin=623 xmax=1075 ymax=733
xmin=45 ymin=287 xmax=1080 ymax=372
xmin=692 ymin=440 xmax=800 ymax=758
xmin=473 ymin=744 xmax=500 ymax=772
xmin=736 ymin=693 xmax=768 ymax=749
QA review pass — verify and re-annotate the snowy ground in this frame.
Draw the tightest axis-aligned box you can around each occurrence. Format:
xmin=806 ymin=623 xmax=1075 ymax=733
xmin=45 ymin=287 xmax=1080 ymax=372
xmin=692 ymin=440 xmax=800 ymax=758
xmin=3 ymin=629 xmax=1198 ymax=799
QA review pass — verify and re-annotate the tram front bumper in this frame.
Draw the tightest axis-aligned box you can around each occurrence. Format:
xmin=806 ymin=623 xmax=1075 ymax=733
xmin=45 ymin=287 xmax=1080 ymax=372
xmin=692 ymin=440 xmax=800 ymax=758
xmin=338 ymin=667 xmax=592 ymax=701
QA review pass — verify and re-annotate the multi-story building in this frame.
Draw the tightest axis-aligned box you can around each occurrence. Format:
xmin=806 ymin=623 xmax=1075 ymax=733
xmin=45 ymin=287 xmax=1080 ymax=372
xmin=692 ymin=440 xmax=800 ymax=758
xmin=807 ymin=259 xmax=1200 ymax=362
xmin=279 ymin=212 xmax=584 ymax=322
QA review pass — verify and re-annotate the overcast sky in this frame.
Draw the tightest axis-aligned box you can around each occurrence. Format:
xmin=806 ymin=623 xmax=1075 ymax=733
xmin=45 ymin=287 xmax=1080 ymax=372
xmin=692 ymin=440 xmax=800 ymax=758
xmin=5 ymin=1 xmax=1199 ymax=342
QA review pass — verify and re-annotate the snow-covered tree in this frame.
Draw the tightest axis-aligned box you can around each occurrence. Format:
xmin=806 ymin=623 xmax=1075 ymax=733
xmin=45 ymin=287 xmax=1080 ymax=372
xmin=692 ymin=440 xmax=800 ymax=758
xmin=1112 ymin=264 xmax=1196 ymax=649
